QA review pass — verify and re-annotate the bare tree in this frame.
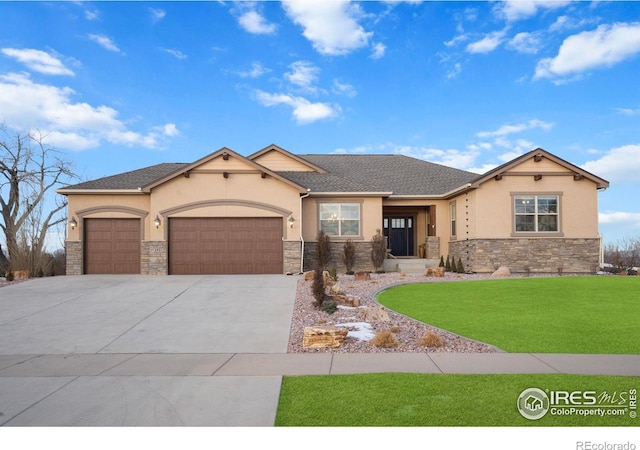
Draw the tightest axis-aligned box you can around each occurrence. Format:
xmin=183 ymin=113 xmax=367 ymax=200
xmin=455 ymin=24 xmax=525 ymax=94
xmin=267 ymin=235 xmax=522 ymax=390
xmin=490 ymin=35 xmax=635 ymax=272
xmin=0 ymin=126 xmax=76 ymax=274
xmin=603 ymin=236 xmax=640 ymax=274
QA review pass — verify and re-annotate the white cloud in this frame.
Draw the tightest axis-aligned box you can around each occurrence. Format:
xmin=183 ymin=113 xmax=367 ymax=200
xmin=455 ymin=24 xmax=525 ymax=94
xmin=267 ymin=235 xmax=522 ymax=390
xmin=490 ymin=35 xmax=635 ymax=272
xmin=282 ymin=0 xmax=372 ymax=55
xmin=614 ymin=107 xmax=640 ymax=116
xmin=497 ymin=0 xmax=571 ymax=22
xmin=476 ymin=119 xmax=553 ymax=138
xmin=599 ymin=212 xmax=640 ymax=225
xmin=87 ymin=34 xmax=121 ymax=53
xmin=285 ymin=61 xmax=320 ymax=93
xmin=254 ymin=90 xmax=339 ymax=124
xmin=0 ymin=72 xmax=177 ymax=150
xmin=161 ymin=48 xmax=187 ymax=60
xmin=582 ymin=144 xmax=640 ymax=184
xmin=238 ymin=62 xmax=270 ymax=79
xmin=466 ymin=30 xmax=506 ymax=54
xmin=238 ymin=9 xmax=277 ymax=35
xmin=535 ymin=23 xmax=640 ymax=81
xmin=85 ymin=9 xmax=99 ymax=21
xmin=444 ymin=34 xmax=468 ymax=48
xmin=371 ymin=42 xmax=386 ymax=59
xmin=446 ymin=62 xmax=462 ymax=79
xmin=507 ymin=32 xmax=543 ymax=54
xmin=1 ymin=48 xmax=74 ymax=76
xmin=332 ymin=79 xmax=357 ymax=98
xmin=149 ymin=8 xmax=166 ymax=23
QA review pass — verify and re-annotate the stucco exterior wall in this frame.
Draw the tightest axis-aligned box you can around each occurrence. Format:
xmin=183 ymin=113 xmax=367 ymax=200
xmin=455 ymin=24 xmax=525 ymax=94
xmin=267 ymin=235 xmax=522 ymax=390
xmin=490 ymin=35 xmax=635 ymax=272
xmin=252 ymin=150 xmax=316 ymax=171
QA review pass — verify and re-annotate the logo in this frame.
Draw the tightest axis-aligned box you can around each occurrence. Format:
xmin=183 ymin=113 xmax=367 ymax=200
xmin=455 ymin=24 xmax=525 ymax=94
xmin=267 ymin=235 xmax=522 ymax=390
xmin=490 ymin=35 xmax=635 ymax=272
xmin=518 ymin=387 xmax=549 ymax=420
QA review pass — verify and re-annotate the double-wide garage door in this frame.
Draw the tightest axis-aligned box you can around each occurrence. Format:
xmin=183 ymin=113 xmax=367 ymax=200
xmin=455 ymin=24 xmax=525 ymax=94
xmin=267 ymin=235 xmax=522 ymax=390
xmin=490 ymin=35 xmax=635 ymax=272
xmin=169 ymin=217 xmax=283 ymax=274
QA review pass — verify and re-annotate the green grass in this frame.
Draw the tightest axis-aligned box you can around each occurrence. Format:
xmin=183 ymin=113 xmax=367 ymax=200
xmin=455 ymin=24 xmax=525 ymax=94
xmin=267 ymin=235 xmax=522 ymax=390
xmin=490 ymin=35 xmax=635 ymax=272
xmin=376 ymin=276 xmax=639 ymax=354
xmin=276 ymin=373 xmax=638 ymax=426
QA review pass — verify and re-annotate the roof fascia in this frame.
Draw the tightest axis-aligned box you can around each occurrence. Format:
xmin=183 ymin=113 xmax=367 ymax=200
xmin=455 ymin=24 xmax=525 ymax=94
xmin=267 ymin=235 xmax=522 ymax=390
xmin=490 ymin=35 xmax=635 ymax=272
xmin=470 ymin=148 xmax=610 ymax=189
xmin=309 ymin=191 xmax=393 ymax=197
xmin=141 ymin=147 xmax=308 ymax=193
xmin=56 ymin=189 xmax=145 ymax=195
xmin=248 ymin=144 xmax=327 ymax=173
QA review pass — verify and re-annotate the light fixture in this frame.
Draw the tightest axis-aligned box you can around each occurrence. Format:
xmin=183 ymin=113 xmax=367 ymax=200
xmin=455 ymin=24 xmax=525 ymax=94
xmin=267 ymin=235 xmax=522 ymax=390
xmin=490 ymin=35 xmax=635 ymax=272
xmin=288 ymin=216 xmax=295 ymax=228
xmin=154 ymin=215 xmax=162 ymax=228
xmin=69 ymin=216 xmax=77 ymax=230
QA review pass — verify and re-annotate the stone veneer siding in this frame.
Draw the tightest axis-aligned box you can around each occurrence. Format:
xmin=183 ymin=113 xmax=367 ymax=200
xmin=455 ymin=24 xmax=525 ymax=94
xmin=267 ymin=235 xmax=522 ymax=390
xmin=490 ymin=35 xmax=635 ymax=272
xmin=141 ymin=241 xmax=168 ymax=275
xmin=449 ymin=238 xmax=601 ymax=274
xmin=283 ymin=241 xmax=302 ymax=274
xmin=425 ymin=236 xmax=440 ymax=259
xmin=65 ymin=241 xmax=83 ymax=275
xmin=303 ymin=241 xmax=375 ymax=273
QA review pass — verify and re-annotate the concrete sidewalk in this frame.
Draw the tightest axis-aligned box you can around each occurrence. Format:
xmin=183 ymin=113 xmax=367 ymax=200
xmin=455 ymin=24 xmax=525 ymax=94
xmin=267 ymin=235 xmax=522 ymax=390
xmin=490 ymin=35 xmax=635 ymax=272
xmin=1 ymin=352 xmax=638 ymax=426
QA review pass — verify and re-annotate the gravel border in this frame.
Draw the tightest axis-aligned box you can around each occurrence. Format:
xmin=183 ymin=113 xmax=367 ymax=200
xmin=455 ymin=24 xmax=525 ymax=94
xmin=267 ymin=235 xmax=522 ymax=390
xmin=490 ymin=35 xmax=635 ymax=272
xmin=287 ymin=272 xmax=505 ymax=354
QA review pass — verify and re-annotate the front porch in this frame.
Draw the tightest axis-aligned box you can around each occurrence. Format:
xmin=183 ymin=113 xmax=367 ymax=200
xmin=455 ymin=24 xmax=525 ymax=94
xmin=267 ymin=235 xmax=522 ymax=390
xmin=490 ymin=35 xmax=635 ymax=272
xmin=383 ymin=257 xmax=441 ymax=274
xmin=382 ymin=205 xmax=439 ymax=259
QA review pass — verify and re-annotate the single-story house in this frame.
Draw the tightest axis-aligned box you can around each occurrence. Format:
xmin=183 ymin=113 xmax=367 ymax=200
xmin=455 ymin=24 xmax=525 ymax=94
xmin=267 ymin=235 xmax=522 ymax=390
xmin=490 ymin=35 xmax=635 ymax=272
xmin=57 ymin=145 xmax=609 ymax=275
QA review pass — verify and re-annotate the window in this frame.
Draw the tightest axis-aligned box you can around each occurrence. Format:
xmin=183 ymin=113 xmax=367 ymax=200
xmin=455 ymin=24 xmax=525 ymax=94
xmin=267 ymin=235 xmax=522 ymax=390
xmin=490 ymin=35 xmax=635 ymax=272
xmin=319 ymin=203 xmax=360 ymax=236
xmin=514 ymin=195 xmax=559 ymax=232
xmin=450 ymin=202 xmax=457 ymax=236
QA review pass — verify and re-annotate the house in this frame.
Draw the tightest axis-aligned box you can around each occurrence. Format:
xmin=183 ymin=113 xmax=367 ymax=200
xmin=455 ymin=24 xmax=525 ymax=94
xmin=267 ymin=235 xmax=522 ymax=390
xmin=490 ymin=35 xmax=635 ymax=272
xmin=57 ymin=145 xmax=609 ymax=275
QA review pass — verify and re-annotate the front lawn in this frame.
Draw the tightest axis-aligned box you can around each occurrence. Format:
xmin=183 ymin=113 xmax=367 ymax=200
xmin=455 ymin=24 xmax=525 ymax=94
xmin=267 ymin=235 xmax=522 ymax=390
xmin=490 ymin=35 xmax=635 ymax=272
xmin=276 ymin=373 xmax=637 ymax=426
xmin=376 ymin=276 xmax=639 ymax=354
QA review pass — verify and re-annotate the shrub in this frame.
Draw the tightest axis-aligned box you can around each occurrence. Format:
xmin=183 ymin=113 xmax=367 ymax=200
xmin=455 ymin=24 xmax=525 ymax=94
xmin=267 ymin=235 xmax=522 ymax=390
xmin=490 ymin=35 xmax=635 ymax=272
xmin=328 ymin=266 xmax=338 ymax=282
xmin=342 ymin=239 xmax=356 ymax=274
xmin=311 ymin=263 xmax=326 ymax=308
xmin=370 ymin=330 xmax=398 ymax=348
xmin=5 ymin=271 xmax=14 ymax=282
xmin=419 ymin=330 xmax=444 ymax=348
xmin=439 ymin=255 xmax=445 ymax=268
xmin=445 ymin=255 xmax=451 ymax=272
xmin=321 ymin=299 xmax=338 ymax=315
xmin=316 ymin=231 xmax=332 ymax=270
xmin=457 ymin=258 xmax=465 ymax=274
xmin=371 ymin=229 xmax=386 ymax=272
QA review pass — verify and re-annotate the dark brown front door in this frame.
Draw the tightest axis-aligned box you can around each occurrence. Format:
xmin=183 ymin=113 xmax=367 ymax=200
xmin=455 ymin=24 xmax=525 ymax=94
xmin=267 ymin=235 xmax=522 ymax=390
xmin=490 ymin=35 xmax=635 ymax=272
xmin=168 ymin=217 xmax=283 ymax=274
xmin=84 ymin=218 xmax=141 ymax=274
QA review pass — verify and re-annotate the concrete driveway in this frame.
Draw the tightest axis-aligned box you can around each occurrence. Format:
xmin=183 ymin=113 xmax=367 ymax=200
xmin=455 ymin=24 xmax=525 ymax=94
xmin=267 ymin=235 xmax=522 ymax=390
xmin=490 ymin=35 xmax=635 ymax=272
xmin=0 ymin=275 xmax=299 ymax=426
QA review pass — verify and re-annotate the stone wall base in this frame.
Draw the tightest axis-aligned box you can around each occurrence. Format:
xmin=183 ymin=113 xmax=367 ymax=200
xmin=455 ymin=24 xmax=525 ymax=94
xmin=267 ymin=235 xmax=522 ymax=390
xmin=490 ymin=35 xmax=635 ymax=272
xmin=449 ymin=238 xmax=601 ymax=274
xmin=283 ymin=241 xmax=302 ymax=274
xmin=425 ymin=236 xmax=440 ymax=259
xmin=303 ymin=241 xmax=374 ymax=273
xmin=141 ymin=241 xmax=168 ymax=275
xmin=65 ymin=241 xmax=82 ymax=275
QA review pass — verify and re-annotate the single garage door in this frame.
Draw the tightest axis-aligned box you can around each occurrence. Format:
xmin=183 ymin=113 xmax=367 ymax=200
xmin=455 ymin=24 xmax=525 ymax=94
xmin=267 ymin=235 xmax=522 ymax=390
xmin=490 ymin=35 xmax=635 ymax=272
xmin=169 ymin=217 xmax=283 ymax=274
xmin=84 ymin=218 xmax=141 ymax=274
xmin=169 ymin=217 xmax=283 ymax=275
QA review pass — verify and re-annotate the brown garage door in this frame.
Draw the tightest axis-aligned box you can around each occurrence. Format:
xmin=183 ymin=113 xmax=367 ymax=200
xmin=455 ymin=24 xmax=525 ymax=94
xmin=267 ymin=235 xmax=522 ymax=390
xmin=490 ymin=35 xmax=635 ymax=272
xmin=84 ymin=218 xmax=141 ymax=274
xmin=169 ymin=217 xmax=283 ymax=274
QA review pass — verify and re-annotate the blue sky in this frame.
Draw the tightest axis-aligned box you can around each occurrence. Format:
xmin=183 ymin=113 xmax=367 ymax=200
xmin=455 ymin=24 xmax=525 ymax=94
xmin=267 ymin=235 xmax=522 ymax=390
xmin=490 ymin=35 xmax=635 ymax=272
xmin=1 ymin=1 xmax=639 ymax=248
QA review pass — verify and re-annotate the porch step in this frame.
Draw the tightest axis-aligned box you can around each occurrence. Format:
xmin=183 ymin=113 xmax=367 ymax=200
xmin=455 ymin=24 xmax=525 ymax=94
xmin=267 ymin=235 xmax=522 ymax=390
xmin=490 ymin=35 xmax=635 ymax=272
xmin=384 ymin=259 xmax=441 ymax=274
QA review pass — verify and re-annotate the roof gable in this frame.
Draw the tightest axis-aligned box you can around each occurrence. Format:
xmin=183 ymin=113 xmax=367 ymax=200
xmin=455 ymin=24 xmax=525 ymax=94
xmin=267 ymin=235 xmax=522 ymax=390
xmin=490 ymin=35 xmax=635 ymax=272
xmin=470 ymin=148 xmax=609 ymax=189
xmin=248 ymin=144 xmax=326 ymax=173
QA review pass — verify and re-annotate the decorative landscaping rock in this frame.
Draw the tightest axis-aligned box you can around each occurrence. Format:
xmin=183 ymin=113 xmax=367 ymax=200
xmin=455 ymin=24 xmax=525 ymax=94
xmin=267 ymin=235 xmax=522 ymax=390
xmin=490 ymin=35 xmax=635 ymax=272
xmin=303 ymin=270 xmax=315 ymax=281
xmin=323 ymin=271 xmax=335 ymax=286
xmin=424 ymin=267 xmax=445 ymax=277
xmin=303 ymin=326 xmax=348 ymax=348
xmin=354 ymin=271 xmax=371 ymax=281
xmin=492 ymin=266 xmax=511 ymax=277
xmin=360 ymin=305 xmax=390 ymax=322
xmin=329 ymin=283 xmax=342 ymax=295
xmin=329 ymin=294 xmax=360 ymax=307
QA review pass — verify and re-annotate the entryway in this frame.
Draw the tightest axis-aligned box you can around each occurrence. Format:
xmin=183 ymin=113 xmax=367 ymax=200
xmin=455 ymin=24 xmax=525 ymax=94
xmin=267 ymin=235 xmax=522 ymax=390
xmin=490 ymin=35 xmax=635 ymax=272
xmin=383 ymin=215 xmax=415 ymax=257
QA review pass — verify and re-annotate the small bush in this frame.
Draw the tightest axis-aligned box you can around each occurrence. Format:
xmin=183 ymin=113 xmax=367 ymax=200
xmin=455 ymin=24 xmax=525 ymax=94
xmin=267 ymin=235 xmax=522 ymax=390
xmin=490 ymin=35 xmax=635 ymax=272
xmin=328 ymin=266 xmax=338 ymax=282
xmin=316 ymin=231 xmax=332 ymax=270
xmin=439 ymin=255 xmax=445 ymax=268
xmin=445 ymin=255 xmax=451 ymax=272
xmin=342 ymin=239 xmax=356 ymax=274
xmin=419 ymin=330 xmax=444 ymax=348
xmin=457 ymin=258 xmax=465 ymax=274
xmin=321 ymin=299 xmax=338 ymax=315
xmin=370 ymin=330 xmax=398 ymax=348
xmin=5 ymin=271 xmax=14 ymax=282
xmin=311 ymin=263 xmax=325 ymax=308
xmin=371 ymin=229 xmax=386 ymax=272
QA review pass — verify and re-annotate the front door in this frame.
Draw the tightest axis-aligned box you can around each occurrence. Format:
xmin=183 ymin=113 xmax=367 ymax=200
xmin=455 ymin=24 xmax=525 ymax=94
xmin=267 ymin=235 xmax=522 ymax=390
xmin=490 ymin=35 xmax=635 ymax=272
xmin=383 ymin=216 xmax=415 ymax=256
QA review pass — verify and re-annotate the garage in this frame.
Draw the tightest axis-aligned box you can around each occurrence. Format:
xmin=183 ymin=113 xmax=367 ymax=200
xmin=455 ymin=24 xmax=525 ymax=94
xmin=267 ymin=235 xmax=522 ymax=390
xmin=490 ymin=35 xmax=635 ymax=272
xmin=84 ymin=218 xmax=141 ymax=274
xmin=169 ymin=217 xmax=283 ymax=274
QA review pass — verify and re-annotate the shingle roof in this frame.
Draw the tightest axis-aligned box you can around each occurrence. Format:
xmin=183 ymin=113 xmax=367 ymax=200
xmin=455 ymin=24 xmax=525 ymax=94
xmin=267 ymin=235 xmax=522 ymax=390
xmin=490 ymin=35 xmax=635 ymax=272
xmin=62 ymin=154 xmax=478 ymax=196
xmin=65 ymin=163 xmax=188 ymax=190
xmin=281 ymin=154 xmax=477 ymax=195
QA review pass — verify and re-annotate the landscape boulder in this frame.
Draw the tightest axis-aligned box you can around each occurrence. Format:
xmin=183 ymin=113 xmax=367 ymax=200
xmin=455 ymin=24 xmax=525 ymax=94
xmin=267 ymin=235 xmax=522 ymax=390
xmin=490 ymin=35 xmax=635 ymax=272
xmin=492 ymin=266 xmax=511 ymax=277
xmin=329 ymin=294 xmax=360 ymax=307
xmin=354 ymin=271 xmax=371 ymax=281
xmin=360 ymin=305 xmax=390 ymax=322
xmin=303 ymin=326 xmax=348 ymax=348
xmin=424 ymin=267 xmax=445 ymax=277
